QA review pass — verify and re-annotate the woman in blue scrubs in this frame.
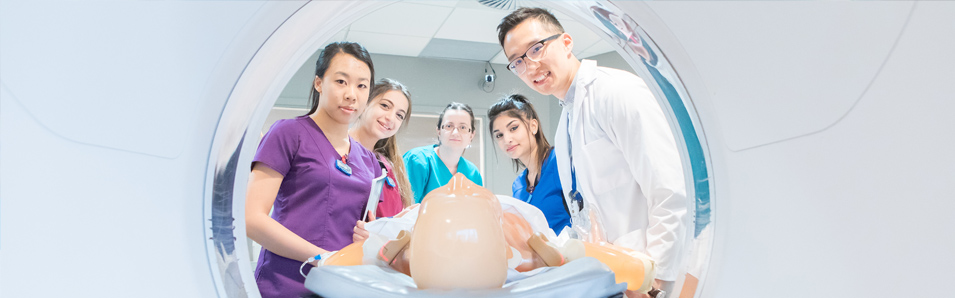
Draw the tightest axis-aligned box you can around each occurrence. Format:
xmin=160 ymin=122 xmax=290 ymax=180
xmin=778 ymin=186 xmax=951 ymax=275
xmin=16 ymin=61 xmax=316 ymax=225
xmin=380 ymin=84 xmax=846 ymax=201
xmin=488 ymin=94 xmax=570 ymax=233
xmin=402 ymin=102 xmax=483 ymax=203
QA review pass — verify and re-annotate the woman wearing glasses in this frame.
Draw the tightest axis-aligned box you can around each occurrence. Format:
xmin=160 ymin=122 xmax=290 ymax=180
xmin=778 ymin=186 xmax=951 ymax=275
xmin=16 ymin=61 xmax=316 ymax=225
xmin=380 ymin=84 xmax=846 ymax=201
xmin=497 ymin=7 xmax=687 ymax=294
xmin=402 ymin=102 xmax=483 ymax=203
xmin=488 ymin=94 xmax=570 ymax=233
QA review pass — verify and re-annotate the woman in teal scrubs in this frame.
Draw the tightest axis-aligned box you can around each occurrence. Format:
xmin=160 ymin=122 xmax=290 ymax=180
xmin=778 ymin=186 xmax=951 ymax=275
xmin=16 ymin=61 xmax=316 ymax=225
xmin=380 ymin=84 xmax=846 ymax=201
xmin=488 ymin=94 xmax=570 ymax=233
xmin=402 ymin=102 xmax=483 ymax=203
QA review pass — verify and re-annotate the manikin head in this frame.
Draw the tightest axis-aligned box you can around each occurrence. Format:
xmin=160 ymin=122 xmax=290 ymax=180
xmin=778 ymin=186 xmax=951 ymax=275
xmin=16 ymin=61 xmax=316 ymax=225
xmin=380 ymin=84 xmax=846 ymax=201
xmin=408 ymin=174 xmax=507 ymax=290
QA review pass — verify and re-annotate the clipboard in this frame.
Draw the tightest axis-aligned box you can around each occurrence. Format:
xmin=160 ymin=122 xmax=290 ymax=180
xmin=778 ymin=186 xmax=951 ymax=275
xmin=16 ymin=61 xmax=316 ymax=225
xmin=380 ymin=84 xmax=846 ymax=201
xmin=363 ymin=166 xmax=388 ymax=221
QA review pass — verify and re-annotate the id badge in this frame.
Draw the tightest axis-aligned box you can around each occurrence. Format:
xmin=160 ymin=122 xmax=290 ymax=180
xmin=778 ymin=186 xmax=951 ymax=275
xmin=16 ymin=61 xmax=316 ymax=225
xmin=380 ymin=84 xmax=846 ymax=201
xmin=335 ymin=159 xmax=352 ymax=176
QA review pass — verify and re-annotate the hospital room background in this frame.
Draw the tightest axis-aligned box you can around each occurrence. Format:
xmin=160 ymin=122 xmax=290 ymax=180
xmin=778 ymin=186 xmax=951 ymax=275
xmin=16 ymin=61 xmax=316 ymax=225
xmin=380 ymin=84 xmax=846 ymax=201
xmin=2 ymin=1 xmax=953 ymax=297
xmin=252 ymin=3 xmax=637 ymax=268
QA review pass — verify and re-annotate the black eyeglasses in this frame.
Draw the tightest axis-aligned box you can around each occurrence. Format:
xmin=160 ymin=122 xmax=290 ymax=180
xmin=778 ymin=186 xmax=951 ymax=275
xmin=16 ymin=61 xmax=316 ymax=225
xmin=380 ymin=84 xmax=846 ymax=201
xmin=506 ymin=33 xmax=562 ymax=75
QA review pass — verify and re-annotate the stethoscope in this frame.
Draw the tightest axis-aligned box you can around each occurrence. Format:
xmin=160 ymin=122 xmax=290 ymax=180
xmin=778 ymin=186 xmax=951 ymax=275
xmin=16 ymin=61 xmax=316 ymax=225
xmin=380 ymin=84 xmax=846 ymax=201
xmin=523 ymin=172 xmax=540 ymax=204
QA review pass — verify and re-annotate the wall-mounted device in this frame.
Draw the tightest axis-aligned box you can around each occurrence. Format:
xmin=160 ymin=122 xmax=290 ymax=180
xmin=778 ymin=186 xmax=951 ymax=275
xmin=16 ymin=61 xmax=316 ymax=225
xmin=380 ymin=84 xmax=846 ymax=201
xmin=482 ymin=61 xmax=496 ymax=93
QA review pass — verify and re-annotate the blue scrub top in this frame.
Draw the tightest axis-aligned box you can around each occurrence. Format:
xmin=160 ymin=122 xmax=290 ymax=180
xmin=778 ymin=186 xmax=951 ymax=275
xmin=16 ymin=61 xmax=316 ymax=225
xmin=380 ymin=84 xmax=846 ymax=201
xmin=403 ymin=145 xmax=483 ymax=203
xmin=513 ymin=148 xmax=571 ymax=233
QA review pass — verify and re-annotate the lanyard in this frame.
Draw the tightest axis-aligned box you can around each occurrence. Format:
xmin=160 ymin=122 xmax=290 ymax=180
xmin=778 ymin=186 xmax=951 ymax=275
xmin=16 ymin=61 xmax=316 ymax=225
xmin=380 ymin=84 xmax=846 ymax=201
xmin=565 ymin=113 xmax=584 ymax=219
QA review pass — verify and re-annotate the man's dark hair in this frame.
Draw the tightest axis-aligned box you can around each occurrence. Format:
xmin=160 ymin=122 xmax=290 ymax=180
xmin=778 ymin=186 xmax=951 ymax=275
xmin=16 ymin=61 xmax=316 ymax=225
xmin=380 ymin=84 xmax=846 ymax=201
xmin=497 ymin=7 xmax=565 ymax=47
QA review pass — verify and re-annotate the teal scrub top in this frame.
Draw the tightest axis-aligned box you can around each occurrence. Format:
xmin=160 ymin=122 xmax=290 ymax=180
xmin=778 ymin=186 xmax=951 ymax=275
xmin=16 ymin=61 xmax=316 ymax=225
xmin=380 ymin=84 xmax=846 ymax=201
xmin=403 ymin=145 xmax=483 ymax=203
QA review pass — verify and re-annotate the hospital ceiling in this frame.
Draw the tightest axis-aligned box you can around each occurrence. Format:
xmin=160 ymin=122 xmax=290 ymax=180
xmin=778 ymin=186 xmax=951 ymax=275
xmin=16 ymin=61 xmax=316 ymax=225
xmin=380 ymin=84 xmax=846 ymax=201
xmin=328 ymin=0 xmax=616 ymax=63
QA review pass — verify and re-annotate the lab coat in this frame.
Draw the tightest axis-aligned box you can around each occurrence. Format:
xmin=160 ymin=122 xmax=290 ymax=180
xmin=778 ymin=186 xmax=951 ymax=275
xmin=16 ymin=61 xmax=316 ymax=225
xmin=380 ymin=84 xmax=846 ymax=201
xmin=555 ymin=59 xmax=687 ymax=281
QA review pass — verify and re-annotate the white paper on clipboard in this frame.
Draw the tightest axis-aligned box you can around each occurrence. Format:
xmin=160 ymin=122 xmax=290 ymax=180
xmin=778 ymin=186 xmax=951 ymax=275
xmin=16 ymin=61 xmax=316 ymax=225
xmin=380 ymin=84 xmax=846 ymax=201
xmin=363 ymin=167 xmax=388 ymax=221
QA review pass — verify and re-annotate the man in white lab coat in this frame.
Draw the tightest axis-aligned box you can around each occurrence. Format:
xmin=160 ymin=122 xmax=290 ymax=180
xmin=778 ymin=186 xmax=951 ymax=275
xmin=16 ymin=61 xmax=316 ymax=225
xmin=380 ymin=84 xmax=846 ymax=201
xmin=497 ymin=7 xmax=687 ymax=295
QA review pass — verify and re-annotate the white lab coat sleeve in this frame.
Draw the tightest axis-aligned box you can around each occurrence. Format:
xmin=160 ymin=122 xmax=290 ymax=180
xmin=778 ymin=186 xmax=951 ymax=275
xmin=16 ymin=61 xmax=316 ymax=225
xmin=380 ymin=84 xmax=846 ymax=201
xmin=594 ymin=75 xmax=687 ymax=281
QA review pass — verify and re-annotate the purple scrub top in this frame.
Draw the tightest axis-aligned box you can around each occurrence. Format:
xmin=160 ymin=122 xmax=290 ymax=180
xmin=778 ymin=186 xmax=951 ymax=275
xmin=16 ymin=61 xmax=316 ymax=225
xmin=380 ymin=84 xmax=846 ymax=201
xmin=251 ymin=116 xmax=378 ymax=298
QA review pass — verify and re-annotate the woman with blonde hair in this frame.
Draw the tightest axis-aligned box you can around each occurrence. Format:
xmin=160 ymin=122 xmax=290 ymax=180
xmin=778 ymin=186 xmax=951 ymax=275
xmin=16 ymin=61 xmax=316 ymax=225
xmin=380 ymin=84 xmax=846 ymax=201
xmin=349 ymin=78 xmax=414 ymax=218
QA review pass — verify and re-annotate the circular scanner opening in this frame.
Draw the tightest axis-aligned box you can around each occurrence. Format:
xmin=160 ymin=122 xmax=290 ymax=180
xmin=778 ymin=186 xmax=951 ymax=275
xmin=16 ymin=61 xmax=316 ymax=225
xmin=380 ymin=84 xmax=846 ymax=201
xmin=205 ymin=1 xmax=713 ymax=297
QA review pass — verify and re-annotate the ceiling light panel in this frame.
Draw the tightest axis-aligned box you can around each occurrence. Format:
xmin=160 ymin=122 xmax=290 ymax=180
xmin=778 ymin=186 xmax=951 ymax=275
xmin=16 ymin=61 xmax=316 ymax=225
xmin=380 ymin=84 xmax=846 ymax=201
xmin=346 ymin=30 xmax=431 ymax=57
xmin=433 ymin=7 xmax=510 ymax=44
xmin=419 ymin=38 xmax=501 ymax=61
xmin=349 ymin=2 xmax=453 ymax=37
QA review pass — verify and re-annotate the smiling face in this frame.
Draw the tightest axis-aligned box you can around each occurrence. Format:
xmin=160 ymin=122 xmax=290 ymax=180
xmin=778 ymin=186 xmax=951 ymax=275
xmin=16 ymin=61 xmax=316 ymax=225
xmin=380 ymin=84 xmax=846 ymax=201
xmin=359 ymin=90 xmax=409 ymax=141
xmin=437 ymin=109 xmax=475 ymax=151
xmin=313 ymin=53 xmax=372 ymax=125
xmin=492 ymin=114 xmax=538 ymax=161
xmin=502 ymin=19 xmax=576 ymax=98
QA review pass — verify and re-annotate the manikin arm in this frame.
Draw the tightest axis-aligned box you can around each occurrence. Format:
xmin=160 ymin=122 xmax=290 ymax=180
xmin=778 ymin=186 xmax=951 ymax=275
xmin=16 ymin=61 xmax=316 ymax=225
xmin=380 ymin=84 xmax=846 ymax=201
xmin=320 ymin=175 xmax=657 ymax=294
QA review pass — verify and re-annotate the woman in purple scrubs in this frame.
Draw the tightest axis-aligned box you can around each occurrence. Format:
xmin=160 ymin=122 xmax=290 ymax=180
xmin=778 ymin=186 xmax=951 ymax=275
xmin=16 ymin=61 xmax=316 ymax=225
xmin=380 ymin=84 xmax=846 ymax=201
xmin=245 ymin=42 xmax=379 ymax=298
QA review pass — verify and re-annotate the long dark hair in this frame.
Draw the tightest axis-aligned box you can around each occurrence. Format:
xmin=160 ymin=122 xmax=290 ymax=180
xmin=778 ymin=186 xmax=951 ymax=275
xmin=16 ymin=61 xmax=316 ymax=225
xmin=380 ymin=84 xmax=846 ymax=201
xmin=368 ymin=78 xmax=414 ymax=207
xmin=487 ymin=94 xmax=552 ymax=172
xmin=306 ymin=42 xmax=375 ymax=116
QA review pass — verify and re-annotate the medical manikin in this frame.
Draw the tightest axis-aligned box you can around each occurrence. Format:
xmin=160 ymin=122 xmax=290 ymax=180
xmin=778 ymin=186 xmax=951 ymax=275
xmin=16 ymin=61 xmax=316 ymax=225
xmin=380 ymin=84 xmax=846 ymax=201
xmin=317 ymin=174 xmax=659 ymax=294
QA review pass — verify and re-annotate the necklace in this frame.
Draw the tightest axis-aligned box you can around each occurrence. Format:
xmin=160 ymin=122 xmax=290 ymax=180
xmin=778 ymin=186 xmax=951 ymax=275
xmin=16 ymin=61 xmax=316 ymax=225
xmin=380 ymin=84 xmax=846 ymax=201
xmin=525 ymin=171 xmax=541 ymax=194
